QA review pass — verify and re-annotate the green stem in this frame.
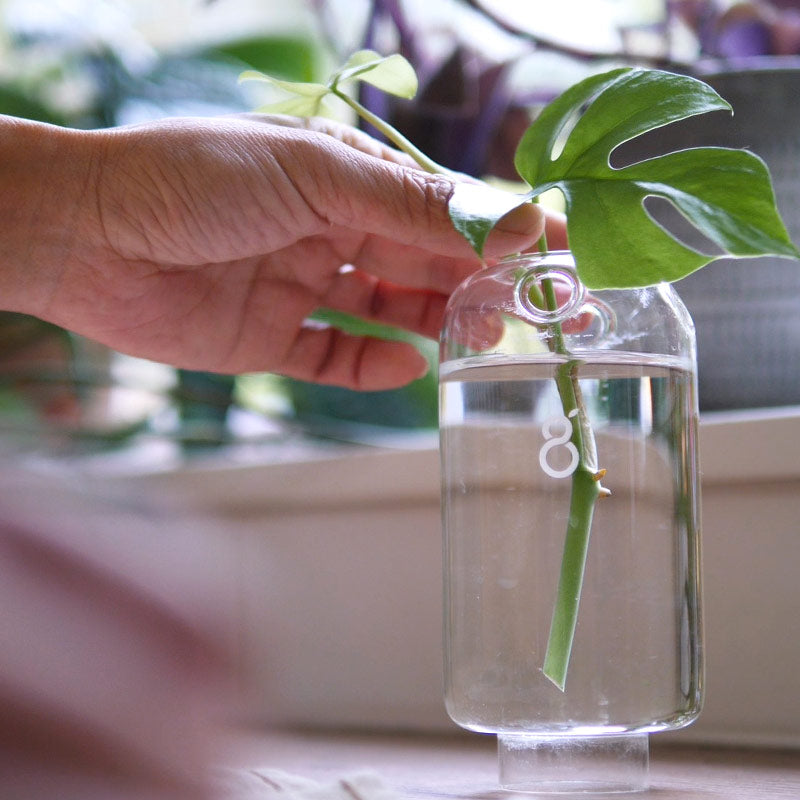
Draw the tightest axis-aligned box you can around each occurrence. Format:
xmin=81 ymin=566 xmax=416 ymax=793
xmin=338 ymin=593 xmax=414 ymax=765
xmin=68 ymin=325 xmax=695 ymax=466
xmin=533 ymin=225 xmax=607 ymax=691
xmin=542 ymin=466 xmax=603 ymax=689
xmin=331 ymin=86 xmax=457 ymax=176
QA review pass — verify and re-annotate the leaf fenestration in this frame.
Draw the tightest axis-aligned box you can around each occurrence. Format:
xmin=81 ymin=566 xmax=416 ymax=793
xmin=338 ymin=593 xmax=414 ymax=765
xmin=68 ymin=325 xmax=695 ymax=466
xmin=512 ymin=67 xmax=799 ymax=288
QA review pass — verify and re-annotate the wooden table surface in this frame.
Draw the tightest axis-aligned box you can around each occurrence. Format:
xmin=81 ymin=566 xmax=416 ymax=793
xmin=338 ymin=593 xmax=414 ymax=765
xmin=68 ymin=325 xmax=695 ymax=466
xmin=222 ymin=728 xmax=800 ymax=799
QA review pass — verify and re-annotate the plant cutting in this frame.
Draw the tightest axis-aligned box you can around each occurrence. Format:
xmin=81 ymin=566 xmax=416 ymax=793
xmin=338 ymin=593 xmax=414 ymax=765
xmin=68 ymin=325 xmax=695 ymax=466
xmin=243 ymin=47 xmax=796 ymax=683
xmin=448 ymin=63 xmax=797 ymax=694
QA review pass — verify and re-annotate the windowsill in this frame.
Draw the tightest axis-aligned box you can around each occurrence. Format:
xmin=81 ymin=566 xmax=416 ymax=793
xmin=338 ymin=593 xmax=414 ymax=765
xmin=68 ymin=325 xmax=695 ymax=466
xmin=221 ymin=727 xmax=800 ymax=800
xmin=114 ymin=404 xmax=800 ymax=512
xmin=80 ymin=406 xmax=800 ymax=749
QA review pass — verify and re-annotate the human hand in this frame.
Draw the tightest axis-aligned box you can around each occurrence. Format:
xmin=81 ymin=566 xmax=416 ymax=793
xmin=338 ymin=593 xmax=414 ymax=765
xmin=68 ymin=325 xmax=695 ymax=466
xmin=1 ymin=114 xmax=553 ymax=390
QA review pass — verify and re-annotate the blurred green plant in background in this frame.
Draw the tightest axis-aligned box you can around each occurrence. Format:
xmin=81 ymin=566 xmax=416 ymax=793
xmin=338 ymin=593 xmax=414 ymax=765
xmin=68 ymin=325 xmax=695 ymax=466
xmin=0 ymin=0 xmax=672 ymax=449
xmin=0 ymin=0 xmax=447 ymax=446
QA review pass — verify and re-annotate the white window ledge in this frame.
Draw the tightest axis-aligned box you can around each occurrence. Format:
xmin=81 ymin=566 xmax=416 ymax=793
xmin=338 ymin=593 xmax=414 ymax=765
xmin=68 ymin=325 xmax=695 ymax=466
xmin=67 ymin=407 xmax=800 ymax=749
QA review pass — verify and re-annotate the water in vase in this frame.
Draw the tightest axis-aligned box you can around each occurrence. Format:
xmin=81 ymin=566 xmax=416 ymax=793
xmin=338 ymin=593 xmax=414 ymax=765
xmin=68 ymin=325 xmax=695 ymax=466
xmin=440 ymin=353 xmax=702 ymax=736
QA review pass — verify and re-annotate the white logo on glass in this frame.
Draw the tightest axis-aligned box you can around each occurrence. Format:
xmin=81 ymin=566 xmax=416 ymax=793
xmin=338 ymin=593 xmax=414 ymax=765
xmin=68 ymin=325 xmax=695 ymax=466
xmin=539 ymin=409 xmax=579 ymax=479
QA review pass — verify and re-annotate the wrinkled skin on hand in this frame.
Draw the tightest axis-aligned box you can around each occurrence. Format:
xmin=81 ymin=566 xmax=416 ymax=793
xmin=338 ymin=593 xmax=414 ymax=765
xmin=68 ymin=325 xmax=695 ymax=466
xmin=1 ymin=114 xmax=560 ymax=390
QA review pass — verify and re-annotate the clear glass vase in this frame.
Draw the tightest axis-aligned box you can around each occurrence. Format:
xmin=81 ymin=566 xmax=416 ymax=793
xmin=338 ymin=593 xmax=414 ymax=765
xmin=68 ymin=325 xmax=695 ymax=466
xmin=439 ymin=251 xmax=703 ymax=794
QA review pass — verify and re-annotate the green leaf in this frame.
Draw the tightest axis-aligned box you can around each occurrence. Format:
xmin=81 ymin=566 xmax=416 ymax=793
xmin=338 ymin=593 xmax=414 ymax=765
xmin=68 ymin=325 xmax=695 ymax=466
xmin=239 ymin=70 xmax=329 ymax=97
xmin=0 ymin=84 xmax=67 ymax=126
xmin=214 ymin=35 xmax=317 ymax=82
xmin=448 ymin=182 xmax=534 ymax=255
xmin=334 ymin=49 xmax=418 ymax=99
xmin=239 ymin=70 xmax=332 ymax=118
xmin=514 ymin=67 xmax=799 ymax=289
xmin=255 ymin=94 xmax=333 ymax=117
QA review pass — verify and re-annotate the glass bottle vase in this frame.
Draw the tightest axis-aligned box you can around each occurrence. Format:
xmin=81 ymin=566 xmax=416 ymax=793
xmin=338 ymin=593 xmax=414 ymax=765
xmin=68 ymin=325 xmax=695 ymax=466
xmin=439 ymin=251 xmax=703 ymax=793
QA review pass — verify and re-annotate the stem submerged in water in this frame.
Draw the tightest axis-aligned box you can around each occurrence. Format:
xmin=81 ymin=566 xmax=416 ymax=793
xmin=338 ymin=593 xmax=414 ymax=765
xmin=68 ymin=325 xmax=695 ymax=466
xmin=534 ymin=224 xmax=609 ymax=691
xmin=542 ymin=450 xmax=606 ymax=690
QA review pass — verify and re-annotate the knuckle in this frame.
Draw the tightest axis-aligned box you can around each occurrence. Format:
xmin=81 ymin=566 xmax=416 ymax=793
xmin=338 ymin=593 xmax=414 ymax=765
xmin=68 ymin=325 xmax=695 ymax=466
xmin=403 ymin=172 xmax=453 ymax=223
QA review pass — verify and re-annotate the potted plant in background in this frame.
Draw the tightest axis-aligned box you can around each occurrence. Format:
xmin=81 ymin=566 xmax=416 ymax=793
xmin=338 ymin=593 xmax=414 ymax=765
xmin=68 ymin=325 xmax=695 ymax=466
xmin=628 ymin=0 xmax=800 ymax=410
xmin=0 ymin=0 xmax=326 ymax=451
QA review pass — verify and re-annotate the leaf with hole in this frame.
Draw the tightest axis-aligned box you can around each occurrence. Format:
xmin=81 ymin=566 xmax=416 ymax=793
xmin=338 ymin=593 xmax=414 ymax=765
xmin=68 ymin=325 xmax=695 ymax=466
xmin=514 ymin=67 xmax=799 ymax=288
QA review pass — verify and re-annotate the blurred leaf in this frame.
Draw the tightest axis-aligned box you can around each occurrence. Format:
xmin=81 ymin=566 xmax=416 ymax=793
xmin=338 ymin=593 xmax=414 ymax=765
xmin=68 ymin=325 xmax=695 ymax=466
xmin=239 ymin=70 xmax=332 ymax=116
xmin=309 ymin=308 xmax=413 ymax=341
xmin=213 ymin=36 xmax=317 ymax=82
xmin=238 ymin=71 xmax=328 ymax=96
xmin=110 ymin=55 xmax=252 ymax=124
xmin=285 ymin=373 xmax=437 ymax=430
xmin=289 ymin=308 xmax=438 ymax=430
xmin=0 ymin=85 xmax=66 ymax=125
xmin=0 ymin=313 xmax=71 ymax=359
xmin=336 ymin=50 xmax=418 ymax=98
xmin=256 ymin=94 xmax=332 ymax=116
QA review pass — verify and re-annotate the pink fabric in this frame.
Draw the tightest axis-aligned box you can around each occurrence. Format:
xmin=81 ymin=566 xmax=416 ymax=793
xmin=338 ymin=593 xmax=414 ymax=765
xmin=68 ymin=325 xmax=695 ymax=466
xmin=0 ymin=468 xmax=238 ymax=800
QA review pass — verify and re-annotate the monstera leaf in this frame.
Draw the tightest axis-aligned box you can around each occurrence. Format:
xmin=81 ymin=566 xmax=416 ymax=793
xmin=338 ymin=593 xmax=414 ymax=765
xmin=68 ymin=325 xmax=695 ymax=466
xmin=450 ymin=67 xmax=798 ymax=288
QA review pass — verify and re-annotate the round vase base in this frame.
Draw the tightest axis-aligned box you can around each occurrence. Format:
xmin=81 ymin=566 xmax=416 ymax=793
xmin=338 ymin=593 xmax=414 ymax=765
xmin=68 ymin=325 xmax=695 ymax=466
xmin=497 ymin=732 xmax=649 ymax=794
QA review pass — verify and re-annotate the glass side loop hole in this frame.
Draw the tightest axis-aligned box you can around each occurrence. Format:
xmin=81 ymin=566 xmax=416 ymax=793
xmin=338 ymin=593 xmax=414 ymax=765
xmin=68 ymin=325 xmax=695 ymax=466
xmin=514 ymin=265 xmax=586 ymax=325
xmin=581 ymin=295 xmax=617 ymax=341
